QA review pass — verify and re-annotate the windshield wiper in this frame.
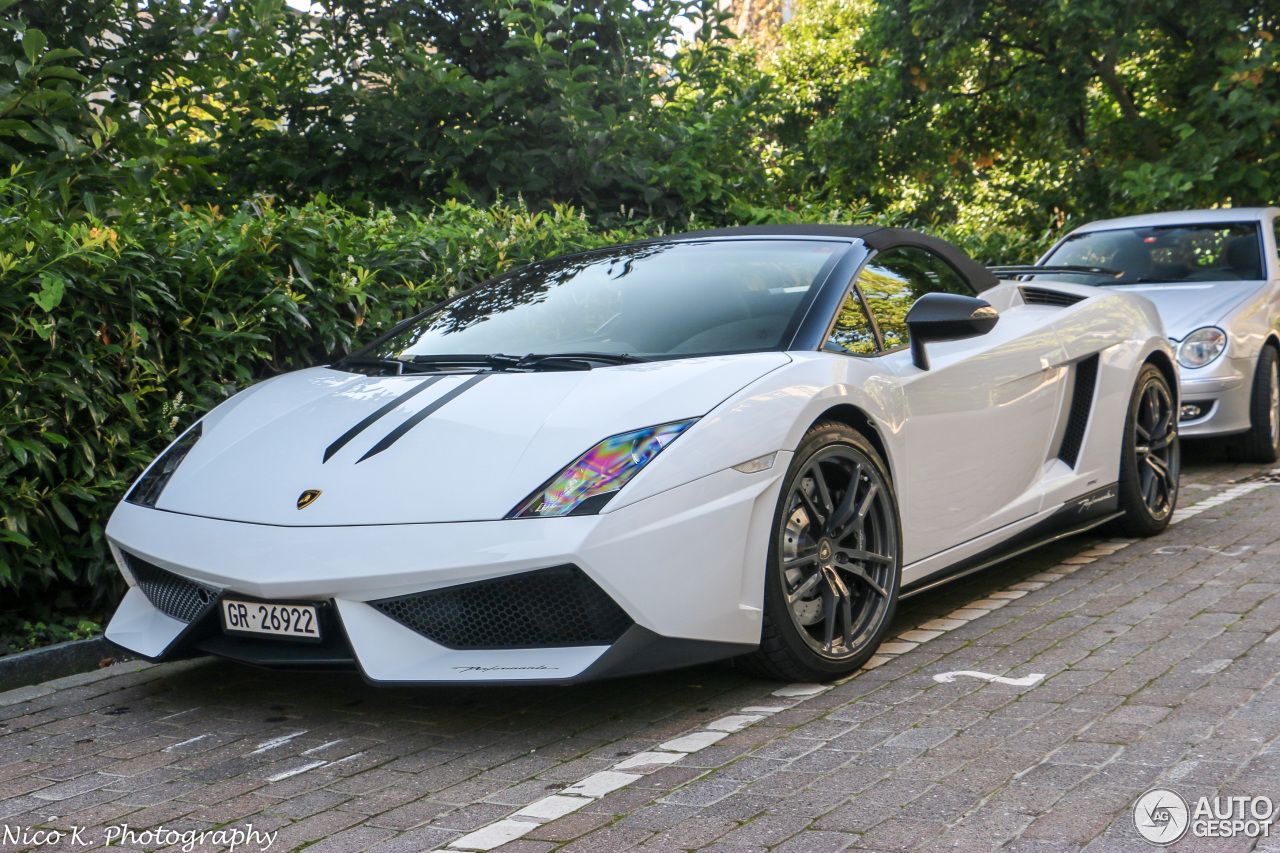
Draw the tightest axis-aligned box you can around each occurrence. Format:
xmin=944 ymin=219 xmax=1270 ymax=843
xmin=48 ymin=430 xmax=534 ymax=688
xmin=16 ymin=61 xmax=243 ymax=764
xmin=989 ymin=265 xmax=1121 ymax=280
xmin=407 ymin=352 xmax=648 ymax=372
xmin=410 ymin=354 xmax=524 ymax=370
xmin=518 ymin=352 xmax=648 ymax=369
xmin=333 ymin=356 xmax=444 ymax=375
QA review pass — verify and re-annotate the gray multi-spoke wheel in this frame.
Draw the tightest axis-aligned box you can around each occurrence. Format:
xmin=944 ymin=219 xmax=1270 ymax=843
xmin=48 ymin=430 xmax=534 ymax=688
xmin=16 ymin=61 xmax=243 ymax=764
xmin=739 ymin=422 xmax=901 ymax=681
xmin=1115 ymin=365 xmax=1180 ymax=537
xmin=1228 ymin=345 xmax=1280 ymax=464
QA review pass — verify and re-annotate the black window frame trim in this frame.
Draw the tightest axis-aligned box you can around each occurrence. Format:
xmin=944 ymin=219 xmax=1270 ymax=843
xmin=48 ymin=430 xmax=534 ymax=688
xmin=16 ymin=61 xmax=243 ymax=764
xmin=816 ymin=244 xmax=981 ymax=358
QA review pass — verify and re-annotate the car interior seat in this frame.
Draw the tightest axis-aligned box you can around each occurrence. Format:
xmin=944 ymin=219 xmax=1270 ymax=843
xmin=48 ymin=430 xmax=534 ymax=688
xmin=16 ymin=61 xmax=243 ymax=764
xmin=1227 ymin=235 xmax=1263 ymax=280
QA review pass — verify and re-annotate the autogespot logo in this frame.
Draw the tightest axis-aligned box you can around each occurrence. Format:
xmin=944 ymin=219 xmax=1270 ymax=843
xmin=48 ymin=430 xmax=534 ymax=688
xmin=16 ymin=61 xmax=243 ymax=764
xmin=1134 ymin=787 xmax=1278 ymax=844
xmin=1134 ymin=788 xmax=1190 ymax=845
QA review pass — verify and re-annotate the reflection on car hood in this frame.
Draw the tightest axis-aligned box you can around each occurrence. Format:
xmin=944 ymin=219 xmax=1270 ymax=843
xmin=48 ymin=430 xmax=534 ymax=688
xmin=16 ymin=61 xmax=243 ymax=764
xmin=147 ymin=354 xmax=790 ymax=526
xmin=1103 ymin=280 xmax=1266 ymax=339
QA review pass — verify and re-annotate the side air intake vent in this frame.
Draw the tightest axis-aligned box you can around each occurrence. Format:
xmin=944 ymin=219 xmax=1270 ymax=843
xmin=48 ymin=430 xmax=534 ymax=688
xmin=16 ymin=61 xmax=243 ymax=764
xmin=1020 ymin=286 xmax=1086 ymax=307
xmin=124 ymin=553 xmax=219 ymax=623
xmin=370 ymin=565 xmax=633 ymax=650
xmin=1058 ymin=354 xmax=1100 ymax=467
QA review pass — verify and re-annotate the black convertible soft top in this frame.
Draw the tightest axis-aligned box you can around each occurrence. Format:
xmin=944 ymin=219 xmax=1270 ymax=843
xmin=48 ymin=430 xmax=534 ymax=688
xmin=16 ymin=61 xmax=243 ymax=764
xmin=658 ymin=224 xmax=1000 ymax=293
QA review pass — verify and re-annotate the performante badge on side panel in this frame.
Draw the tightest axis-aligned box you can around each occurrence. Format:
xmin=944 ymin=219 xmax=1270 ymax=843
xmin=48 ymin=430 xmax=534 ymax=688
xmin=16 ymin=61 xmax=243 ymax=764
xmin=297 ymin=489 xmax=322 ymax=510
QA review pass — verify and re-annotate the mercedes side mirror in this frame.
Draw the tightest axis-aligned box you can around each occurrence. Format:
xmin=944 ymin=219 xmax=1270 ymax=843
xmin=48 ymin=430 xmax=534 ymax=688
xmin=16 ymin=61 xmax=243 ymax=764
xmin=905 ymin=293 xmax=999 ymax=371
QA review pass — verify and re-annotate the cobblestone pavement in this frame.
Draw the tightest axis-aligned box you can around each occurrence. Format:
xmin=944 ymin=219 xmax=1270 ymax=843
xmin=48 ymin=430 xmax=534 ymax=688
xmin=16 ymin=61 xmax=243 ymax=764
xmin=2 ymin=444 xmax=1278 ymax=853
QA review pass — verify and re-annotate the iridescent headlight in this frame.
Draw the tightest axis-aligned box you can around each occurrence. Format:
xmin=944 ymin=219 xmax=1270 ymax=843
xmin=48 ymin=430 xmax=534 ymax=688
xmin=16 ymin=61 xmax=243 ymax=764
xmin=509 ymin=419 xmax=698 ymax=518
xmin=126 ymin=423 xmax=202 ymax=507
xmin=1176 ymin=327 xmax=1227 ymax=369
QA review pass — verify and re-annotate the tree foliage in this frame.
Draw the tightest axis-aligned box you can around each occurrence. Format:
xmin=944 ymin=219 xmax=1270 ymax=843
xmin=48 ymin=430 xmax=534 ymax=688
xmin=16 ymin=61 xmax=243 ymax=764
xmin=201 ymin=0 xmax=774 ymax=219
xmin=774 ymin=0 xmax=1280 ymax=229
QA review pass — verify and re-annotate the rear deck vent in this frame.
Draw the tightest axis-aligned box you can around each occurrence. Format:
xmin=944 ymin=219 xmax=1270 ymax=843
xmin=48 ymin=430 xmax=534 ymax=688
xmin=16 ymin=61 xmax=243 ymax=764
xmin=371 ymin=565 xmax=633 ymax=650
xmin=1020 ymin=286 xmax=1086 ymax=307
xmin=1058 ymin=354 xmax=1100 ymax=467
xmin=124 ymin=553 xmax=219 ymax=624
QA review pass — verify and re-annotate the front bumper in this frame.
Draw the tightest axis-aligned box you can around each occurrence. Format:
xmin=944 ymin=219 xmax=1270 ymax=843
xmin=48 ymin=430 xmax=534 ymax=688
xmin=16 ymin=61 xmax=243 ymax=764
xmin=103 ymin=462 xmax=788 ymax=683
xmin=1177 ymin=356 xmax=1254 ymax=438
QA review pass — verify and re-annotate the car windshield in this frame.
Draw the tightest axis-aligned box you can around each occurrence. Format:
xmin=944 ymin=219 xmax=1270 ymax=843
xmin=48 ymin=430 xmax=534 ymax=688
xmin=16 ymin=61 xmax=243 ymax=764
xmin=1034 ymin=222 xmax=1264 ymax=285
xmin=363 ymin=239 xmax=846 ymax=362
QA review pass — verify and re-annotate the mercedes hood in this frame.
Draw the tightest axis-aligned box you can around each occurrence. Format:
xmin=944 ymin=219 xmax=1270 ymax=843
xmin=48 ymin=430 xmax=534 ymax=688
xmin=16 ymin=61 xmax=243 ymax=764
xmin=130 ymin=354 xmax=789 ymax=526
xmin=1103 ymin=280 xmax=1267 ymax=340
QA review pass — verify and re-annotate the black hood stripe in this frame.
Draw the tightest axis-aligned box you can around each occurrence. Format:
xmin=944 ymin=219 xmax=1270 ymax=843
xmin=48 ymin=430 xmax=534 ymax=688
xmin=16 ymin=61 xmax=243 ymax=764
xmin=357 ymin=373 xmax=489 ymax=463
xmin=323 ymin=376 xmax=444 ymax=463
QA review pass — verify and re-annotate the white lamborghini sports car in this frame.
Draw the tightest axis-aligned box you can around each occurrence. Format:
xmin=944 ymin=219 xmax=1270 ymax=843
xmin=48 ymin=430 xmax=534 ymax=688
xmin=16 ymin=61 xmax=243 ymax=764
xmin=104 ymin=226 xmax=1181 ymax=683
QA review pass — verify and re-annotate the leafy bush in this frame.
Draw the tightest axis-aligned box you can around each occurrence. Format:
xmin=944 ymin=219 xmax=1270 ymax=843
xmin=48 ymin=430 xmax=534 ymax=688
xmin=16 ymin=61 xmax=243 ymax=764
xmin=0 ymin=177 xmax=651 ymax=609
xmin=0 ymin=595 xmax=102 ymax=656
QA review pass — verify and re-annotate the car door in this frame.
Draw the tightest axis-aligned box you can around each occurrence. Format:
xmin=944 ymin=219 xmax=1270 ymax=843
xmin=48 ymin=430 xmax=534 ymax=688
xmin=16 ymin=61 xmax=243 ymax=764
xmin=847 ymin=246 xmax=1069 ymax=564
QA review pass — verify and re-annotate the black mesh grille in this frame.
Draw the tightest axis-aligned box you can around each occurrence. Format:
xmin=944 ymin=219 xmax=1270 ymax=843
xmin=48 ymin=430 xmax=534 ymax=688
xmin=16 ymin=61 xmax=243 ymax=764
xmin=1058 ymin=354 xmax=1100 ymax=467
xmin=124 ymin=552 xmax=219 ymax=624
xmin=370 ymin=565 xmax=633 ymax=650
xmin=1020 ymin=286 xmax=1086 ymax=307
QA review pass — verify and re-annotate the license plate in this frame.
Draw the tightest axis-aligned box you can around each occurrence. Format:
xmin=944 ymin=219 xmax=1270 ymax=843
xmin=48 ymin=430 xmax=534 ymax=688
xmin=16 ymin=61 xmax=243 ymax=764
xmin=221 ymin=600 xmax=321 ymax=640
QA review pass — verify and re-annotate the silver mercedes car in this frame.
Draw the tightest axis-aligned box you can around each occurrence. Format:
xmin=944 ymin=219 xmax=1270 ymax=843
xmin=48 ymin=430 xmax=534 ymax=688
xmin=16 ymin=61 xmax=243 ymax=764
xmin=1028 ymin=208 xmax=1280 ymax=463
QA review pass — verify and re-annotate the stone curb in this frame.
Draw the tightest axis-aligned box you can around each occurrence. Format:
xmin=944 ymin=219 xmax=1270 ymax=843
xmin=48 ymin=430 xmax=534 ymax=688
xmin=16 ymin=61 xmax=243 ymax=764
xmin=0 ymin=636 xmax=133 ymax=694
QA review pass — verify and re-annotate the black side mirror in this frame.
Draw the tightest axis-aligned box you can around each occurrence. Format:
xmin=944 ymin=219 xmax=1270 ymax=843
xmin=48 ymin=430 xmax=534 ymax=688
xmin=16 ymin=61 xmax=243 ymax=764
xmin=905 ymin=292 xmax=999 ymax=371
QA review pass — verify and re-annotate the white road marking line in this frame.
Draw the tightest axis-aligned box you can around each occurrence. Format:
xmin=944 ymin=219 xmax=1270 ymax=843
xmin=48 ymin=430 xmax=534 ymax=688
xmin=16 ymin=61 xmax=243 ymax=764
xmin=264 ymin=759 xmax=328 ymax=782
xmin=513 ymin=794 xmax=592 ymax=821
xmin=249 ymin=730 xmax=307 ymax=756
xmin=705 ymin=714 xmax=765 ymax=732
xmin=560 ymin=770 xmax=643 ymax=797
xmin=162 ymin=733 xmax=211 ymax=752
xmin=613 ymin=751 xmax=685 ymax=771
xmin=301 ymin=738 xmax=345 ymax=755
xmin=1171 ymin=482 xmax=1270 ymax=524
xmin=448 ymin=819 xmax=539 ymax=851
xmin=657 ymin=730 xmax=728 ymax=753
xmin=932 ymin=670 xmax=1046 ymax=687
xmin=772 ymin=683 xmax=830 ymax=697
xmin=1153 ymin=544 xmax=1255 ymax=557
xmin=158 ymin=708 xmax=200 ymax=721
xmin=435 ymin=479 xmax=1268 ymax=853
xmin=439 ymin=704 xmax=799 ymax=850
xmin=323 ymin=751 xmax=366 ymax=768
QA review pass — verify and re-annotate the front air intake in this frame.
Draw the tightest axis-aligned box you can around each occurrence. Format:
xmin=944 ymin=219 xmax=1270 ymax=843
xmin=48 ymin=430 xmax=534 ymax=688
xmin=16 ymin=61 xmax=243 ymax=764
xmin=1020 ymin=286 xmax=1086 ymax=307
xmin=123 ymin=552 xmax=220 ymax=624
xmin=370 ymin=565 xmax=633 ymax=650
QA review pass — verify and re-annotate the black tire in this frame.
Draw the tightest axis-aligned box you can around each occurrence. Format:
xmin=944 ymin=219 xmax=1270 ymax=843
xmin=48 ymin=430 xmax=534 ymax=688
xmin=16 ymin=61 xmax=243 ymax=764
xmin=1226 ymin=346 xmax=1280 ymax=464
xmin=738 ymin=422 xmax=901 ymax=682
xmin=1114 ymin=364 xmax=1180 ymax=537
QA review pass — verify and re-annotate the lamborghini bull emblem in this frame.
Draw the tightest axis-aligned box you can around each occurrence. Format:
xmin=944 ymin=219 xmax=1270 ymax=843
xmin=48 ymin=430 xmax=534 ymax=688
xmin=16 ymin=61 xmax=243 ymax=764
xmin=297 ymin=489 xmax=322 ymax=510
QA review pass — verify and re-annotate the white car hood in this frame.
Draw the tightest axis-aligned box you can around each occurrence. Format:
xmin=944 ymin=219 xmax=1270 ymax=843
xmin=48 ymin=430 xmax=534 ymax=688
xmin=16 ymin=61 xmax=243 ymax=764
xmin=149 ymin=353 xmax=790 ymax=526
xmin=1103 ymin=280 xmax=1266 ymax=339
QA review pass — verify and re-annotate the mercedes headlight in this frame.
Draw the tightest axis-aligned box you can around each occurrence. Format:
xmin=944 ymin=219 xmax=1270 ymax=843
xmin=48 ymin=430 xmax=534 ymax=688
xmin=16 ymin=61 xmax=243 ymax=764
xmin=1176 ymin=327 xmax=1227 ymax=369
xmin=509 ymin=419 xmax=698 ymax=518
xmin=126 ymin=423 xmax=202 ymax=507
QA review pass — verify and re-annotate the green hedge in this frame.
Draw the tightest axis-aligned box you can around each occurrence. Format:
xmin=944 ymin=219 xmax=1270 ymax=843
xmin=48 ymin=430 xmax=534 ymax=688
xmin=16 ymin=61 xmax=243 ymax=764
xmin=0 ymin=179 xmax=652 ymax=607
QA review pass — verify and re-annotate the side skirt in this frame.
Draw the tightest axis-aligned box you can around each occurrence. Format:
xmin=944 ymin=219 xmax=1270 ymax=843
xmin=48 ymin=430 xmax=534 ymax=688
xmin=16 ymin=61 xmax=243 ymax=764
xmin=901 ymin=483 xmax=1121 ymax=599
